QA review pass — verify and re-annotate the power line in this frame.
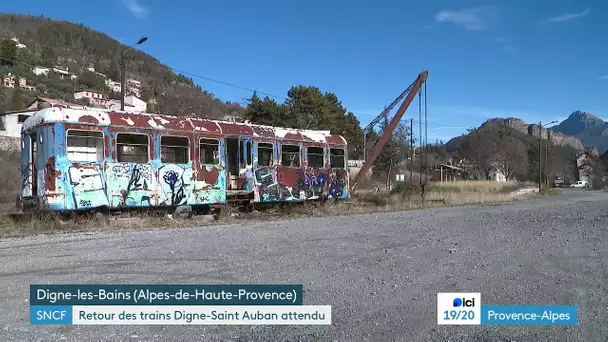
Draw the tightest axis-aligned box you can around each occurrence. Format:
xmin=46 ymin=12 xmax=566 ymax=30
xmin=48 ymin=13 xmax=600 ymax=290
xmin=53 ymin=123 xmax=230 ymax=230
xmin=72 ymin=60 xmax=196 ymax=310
xmin=2 ymin=37 xmax=470 ymax=131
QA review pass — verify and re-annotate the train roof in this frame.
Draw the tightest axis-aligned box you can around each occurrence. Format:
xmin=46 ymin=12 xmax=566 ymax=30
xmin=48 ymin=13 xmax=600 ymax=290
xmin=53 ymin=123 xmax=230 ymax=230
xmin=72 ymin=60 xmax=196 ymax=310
xmin=21 ymin=107 xmax=347 ymax=145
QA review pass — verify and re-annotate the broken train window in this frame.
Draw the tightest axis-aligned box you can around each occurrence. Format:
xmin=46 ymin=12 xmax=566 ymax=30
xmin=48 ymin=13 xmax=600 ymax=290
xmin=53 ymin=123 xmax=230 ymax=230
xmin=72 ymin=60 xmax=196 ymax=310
xmin=307 ymin=146 xmax=324 ymax=168
xmin=161 ymin=136 xmax=190 ymax=164
xmin=66 ymin=130 xmax=104 ymax=162
xmin=116 ymin=133 xmax=149 ymax=163
xmin=257 ymin=142 xmax=273 ymax=166
xmin=330 ymin=148 xmax=345 ymax=169
xmin=200 ymin=138 xmax=220 ymax=165
xmin=281 ymin=144 xmax=300 ymax=168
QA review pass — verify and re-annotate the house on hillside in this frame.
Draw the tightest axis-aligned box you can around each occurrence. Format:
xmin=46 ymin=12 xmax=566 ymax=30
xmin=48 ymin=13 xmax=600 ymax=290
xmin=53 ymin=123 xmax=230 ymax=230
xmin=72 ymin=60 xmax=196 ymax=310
xmin=0 ymin=97 xmax=92 ymax=138
xmin=32 ymin=66 xmax=50 ymax=76
xmin=1 ymin=73 xmax=29 ymax=89
xmin=106 ymin=79 xmax=122 ymax=93
xmin=74 ymin=90 xmax=108 ymax=107
xmin=127 ymin=79 xmax=142 ymax=89
xmin=10 ymin=37 xmax=26 ymax=49
xmin=106 ymin=95 xmax=147 ymax=113
xmin=52 ymin=66 xmax=70 ymax=79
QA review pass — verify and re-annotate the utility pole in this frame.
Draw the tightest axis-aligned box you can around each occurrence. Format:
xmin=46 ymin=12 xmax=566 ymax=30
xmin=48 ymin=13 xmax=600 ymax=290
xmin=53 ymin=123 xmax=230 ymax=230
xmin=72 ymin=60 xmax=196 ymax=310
xmin=538 ymin=120 xmax=557 ymax=192
xmin=546 ymin=130 xmax=552 ymax=187
xmin=121 ymin=36 xmax=148 ymax=111
xmin=410 ymin=118 xmax=413 ymax=184
xmin=539 ymin=121 xmax=543 ymax=193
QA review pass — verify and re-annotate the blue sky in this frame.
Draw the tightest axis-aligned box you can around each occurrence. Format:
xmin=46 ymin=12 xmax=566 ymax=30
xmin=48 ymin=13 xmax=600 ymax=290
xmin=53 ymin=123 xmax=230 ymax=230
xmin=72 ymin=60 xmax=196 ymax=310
xmin=3 ymin=0 xmax=606 ymax=142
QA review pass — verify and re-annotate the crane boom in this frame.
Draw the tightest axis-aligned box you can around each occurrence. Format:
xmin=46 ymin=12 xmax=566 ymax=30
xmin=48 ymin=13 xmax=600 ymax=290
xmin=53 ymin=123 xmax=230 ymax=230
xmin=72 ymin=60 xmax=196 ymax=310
xmin=362 ymin=85 xmax=413 ymax=135
xmin=350 ymin=70 xmax=428 ymax=194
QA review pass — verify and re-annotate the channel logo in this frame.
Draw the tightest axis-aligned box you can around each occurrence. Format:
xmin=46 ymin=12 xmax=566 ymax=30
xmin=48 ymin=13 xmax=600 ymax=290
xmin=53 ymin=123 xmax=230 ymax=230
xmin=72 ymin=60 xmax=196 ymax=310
xmin=437 ymin=292 xmax=482 ymax=325
xmin=453 ymin=297 xmax=475 ymax=307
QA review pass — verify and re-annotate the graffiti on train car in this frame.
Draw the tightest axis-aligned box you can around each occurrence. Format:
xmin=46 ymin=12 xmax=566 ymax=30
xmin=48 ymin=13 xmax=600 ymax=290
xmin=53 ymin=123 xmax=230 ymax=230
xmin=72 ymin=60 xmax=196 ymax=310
xmin=329 ymin=169 xmax=348 ymax=198
xmin=21 ymin=164 xmax=31 ymax=197
xmin=194 ymin=165 xmax=226 ymax=204
xmin=19 ymin=107 xmax=349 ymax=212
xmin=253 ymin=167 xmax=348 ymax=202
xmin=107 ymin=163 xmax=155 ymax=207
xmin=158 ymin=164 xmax=191 ymax=206
xmin=68 ymin=164 xmax=108 ymax=209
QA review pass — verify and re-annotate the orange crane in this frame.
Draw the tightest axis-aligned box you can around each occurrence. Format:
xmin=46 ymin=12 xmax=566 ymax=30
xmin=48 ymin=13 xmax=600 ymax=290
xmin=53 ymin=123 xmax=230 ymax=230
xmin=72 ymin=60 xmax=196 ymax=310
xmin=350 ymin=70 xmax=428 ymax=194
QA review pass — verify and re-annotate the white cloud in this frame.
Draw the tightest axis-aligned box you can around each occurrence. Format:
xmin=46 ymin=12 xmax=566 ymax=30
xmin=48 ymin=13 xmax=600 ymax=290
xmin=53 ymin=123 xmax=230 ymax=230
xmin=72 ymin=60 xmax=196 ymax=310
xmin=543 ymin=8 xmax=590 ymax=24
xmin=122 ymin=0 xmax=150 ymax=18
xmin=599 ymin=76 xmax=608 ymax=80
xmin=434 ymin=6 xmax=501 ymax=31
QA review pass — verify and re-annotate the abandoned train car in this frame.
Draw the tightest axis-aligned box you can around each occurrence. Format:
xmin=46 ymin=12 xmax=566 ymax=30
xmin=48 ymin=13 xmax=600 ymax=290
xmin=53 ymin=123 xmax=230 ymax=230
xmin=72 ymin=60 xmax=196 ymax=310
xmin=17 ymin=107 xmax=349 ymax=213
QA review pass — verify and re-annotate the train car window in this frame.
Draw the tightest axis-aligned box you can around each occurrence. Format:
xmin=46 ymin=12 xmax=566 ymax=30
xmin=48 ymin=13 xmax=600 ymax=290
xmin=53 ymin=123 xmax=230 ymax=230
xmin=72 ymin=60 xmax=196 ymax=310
xmin=66 ymin=130 xmax=104 ymax=162
xmin=161 ymin=136 xmax=189 ymax=164
xmin=116 ymin=133 xmax=149 ymax=163
xmin=307 ymin=147 xmax=324 ymax=168
xmin=330 ymin=148 xmax=345 ymax=169
xmin=200 ymin=138 xmax=220 ymax=165
xmin=281 ymin=144 xmax=300 ymax=168
xmin=257 ymin=142 xmax=273 ymax=166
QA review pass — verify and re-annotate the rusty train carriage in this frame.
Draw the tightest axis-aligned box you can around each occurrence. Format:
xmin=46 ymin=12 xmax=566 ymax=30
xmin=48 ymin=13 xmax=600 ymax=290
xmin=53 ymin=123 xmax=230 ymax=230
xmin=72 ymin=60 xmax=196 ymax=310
xmin=18 ymin=107 xmax=349 ymax=213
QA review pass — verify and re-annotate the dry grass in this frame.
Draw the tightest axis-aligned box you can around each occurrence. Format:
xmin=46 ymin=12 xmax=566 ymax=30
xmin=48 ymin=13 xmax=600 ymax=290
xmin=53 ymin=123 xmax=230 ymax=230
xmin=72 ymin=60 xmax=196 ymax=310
xmin=0 ymin=181 xmax=539 ymax=238
xmin=355 ymin=181 xmax=534 ymax=209
xmin=0 ymin=151 xmax=20 ymax=213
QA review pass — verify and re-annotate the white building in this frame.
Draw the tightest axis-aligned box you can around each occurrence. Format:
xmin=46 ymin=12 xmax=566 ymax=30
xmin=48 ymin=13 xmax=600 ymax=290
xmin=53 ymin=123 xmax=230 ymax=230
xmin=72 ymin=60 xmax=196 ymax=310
xmin=127 ymin=79 xmax=142 ymax=88
xmin=0 ymin=110 xmax=35 ymax=137
xmin=20 ymin=84 xmax=36 ymax=91
xmin=489 ymin=169 xmax=507 ymax=182
xmin=52 ymin=66 xmax=70 ymax=79
xmin=10 ymin=37 xmax=26 ymax=49
xmin=74 ymin=90 xmax=107 ymax=107
xmin=32 ymin=66 xmax=50 ymax=76
xmin=106 ymin=95 xmax=147 ymax=113
xmin=106 ymin=79 xmax=122 ymax=93
xmin=0 ymin=97 xmax=96 ymax=138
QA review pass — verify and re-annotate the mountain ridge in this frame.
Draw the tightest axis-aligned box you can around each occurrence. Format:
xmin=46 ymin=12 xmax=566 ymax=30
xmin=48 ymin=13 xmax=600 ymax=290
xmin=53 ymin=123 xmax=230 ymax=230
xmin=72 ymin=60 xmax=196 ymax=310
xmin=551 ymin=111 xmax=608 ymax=153
xmin=478 ymin=117 xmax=585 ymax=150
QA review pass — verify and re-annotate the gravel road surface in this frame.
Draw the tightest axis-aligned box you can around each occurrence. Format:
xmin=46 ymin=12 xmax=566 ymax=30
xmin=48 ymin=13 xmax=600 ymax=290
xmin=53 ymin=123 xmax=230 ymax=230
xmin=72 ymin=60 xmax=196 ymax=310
xmin=1 ymin=189 xmax=607 ymax=341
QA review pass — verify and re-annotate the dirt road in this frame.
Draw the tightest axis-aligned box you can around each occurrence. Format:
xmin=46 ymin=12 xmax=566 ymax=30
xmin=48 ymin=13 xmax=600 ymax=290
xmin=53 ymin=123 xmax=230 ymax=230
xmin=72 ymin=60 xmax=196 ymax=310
xmin=1 ymin=189 xmax=607 ymax=341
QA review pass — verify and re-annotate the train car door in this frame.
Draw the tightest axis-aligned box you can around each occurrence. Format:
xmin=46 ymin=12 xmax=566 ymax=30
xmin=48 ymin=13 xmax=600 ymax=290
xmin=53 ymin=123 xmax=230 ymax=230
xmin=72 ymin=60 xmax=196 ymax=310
xmin=225 ymin=136 xmax=253 ymax=193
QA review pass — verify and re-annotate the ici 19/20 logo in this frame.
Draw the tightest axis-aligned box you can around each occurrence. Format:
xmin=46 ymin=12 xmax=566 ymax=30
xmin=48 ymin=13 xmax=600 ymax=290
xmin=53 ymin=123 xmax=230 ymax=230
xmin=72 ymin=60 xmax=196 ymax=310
xmin=453 ymin=297 xmax=475 ymax=307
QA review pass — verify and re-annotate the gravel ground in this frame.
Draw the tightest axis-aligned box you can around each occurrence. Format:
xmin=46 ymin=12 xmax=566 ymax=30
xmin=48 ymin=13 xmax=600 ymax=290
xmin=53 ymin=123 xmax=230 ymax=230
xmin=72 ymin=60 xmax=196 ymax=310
xmin=1 ymin=189 xmax=607 ymax=341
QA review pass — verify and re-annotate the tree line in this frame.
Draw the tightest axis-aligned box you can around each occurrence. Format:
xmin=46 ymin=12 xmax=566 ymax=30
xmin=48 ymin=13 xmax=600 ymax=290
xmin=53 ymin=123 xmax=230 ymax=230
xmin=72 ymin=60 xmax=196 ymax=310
xmin=245 ymin=88 xmax=418 ymax=173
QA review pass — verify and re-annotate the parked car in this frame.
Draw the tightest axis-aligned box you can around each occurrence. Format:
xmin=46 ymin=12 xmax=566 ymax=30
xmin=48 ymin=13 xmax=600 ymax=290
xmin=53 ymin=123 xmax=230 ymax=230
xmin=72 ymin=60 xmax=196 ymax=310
xmin=570 ymin=181 xmax=589 ymax=188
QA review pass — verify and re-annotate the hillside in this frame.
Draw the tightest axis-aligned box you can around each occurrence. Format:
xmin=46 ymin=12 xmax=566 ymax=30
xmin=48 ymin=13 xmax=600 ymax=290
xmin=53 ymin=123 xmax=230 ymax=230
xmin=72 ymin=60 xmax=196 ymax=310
xmin=551 ymin=111 xmax=608 ymax=153
xmin=0 ymin=13 xmax=244 ymax=118
xmin=446 ymin=118 xmax=580 ymax=182
xmin=446 ymin=117 xmax=584 ymax=153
